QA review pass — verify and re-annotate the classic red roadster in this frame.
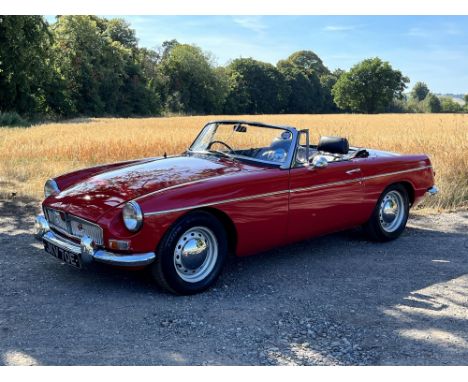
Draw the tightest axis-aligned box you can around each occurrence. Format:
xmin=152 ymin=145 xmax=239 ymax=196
xmin=35 ymin=120 xmax=438 ymax=294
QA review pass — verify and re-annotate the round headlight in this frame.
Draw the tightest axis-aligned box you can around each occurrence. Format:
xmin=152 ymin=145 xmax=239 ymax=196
xmin=44 ymin=179 xmax=60 ymax=198
xmin=122 ymin=201 xmax=143 ymax=232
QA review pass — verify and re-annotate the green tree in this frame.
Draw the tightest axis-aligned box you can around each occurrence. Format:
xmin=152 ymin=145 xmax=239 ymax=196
xmin=277 ymin=61 xmax=323 ymax=113
xmin=0 ymin=16 xmax=52 ymax=116
xmin=422 ymin=94 xmax=441 ymax=113
xmin=104 ymin=18 xmax=138 ymax=49
xmin=283 ymin=50 xmax=330 ymax=77
xmin=160 ymin=44 xmax=227 ymax=114
xmin=439 ymin=97 xmax=463 ymax=113
xmin=319 ymin=69 xmax=344 ymax=112
xmin=51 ymin=16 xmax=118 ymax=115
xmin=411 ymin=82 xmax=430 ymax=101
xmin=277 ymin=50 xmax=333 ymax=113
xmin=50 ymin=16 xmax=161 ymax=116
xmin=161 ymin=39 xmax=179 ymax=59
xmin=224 ymin=58 xmax=287 ymax=114
xmin=332 ymin=58 xmax=409 ymax=113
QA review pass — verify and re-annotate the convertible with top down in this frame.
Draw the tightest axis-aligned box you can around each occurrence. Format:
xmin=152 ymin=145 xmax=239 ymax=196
xmin=34 ymin=120 xmax=438 ymax=294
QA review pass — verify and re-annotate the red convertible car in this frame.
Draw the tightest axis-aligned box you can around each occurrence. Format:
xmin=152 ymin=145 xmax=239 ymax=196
xmin=35 ymin=120 xmax=438 ymax=294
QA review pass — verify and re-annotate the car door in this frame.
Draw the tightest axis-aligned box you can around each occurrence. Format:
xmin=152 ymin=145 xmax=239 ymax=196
xmin=287 ymin=160 xmax=366 ymax=243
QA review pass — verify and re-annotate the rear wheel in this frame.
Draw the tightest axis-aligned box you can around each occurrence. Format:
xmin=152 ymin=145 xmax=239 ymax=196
xmin=364 ymin=184 xmax=409 ymax=242
xmin=150 ymin=211 xmax=228 ymax=295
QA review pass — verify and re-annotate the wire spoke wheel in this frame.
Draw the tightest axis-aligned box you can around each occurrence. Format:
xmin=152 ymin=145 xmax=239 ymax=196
xmin=173 ymin=226 xmax=218 ymax=283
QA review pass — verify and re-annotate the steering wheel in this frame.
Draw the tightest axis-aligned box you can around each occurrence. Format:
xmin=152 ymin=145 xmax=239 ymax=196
xmin=207 ymin=140 xmax=234 ymax=153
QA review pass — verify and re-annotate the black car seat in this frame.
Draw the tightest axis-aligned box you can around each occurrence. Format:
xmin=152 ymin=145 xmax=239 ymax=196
xmin=317 ymin=136 xmax=349 ymax=155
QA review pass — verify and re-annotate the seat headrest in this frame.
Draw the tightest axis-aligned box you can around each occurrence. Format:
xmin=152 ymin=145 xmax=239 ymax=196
xmin=317 ymin=136 xmax=349 ymax=155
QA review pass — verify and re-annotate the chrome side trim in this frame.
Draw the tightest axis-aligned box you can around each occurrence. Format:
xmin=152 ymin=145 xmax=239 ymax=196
xmin=144 ymin=190 xmax=290 ymax=216
xmin=291 ymin=165 xmax=432 ymax=194
xmin=289 ymin=178 xmax=359 ymax=193
xmin=143 ymin=165 xmax=432 ymax=217
xmin=362 ymin=165 xmax=432 ymax=181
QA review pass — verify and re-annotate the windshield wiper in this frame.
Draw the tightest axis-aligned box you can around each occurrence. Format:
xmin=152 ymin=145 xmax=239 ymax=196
xmin=207 ymin=149 xmax=233 ymax=158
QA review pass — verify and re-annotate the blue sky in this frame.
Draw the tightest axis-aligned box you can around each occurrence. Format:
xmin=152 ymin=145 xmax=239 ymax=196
xmin=46 ymin=15 xmax=468 ymax=94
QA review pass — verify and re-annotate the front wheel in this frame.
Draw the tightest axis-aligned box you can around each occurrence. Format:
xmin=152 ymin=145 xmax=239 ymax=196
xmin=150 ymin=211 xmax=228 ymax=295
xmin=363 ymin=184 xmax=410 ymax=242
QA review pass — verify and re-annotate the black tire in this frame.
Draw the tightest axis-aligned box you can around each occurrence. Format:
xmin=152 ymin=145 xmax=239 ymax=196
xmin=150 ymin=211 xmax=228 ymax=295
xmin=363 ymin=184 xmax=410 ymax=242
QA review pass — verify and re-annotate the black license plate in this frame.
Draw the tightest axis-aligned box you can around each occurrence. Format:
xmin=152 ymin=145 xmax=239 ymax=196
xmin=44 ymin=240 xmax=82 ymax=269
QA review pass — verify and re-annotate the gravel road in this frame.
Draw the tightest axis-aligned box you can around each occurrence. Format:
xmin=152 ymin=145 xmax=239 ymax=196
xmin=0 ymin=198 xmax=467 ymax=366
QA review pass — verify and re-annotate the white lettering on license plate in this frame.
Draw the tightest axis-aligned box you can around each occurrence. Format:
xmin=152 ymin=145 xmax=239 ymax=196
xmin=44 ymin=241 xmax=82 ymax=268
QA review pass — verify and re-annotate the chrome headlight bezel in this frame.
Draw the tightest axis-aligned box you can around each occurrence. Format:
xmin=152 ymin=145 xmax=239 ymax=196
xmin=122 ymin=201 xmax=143 ymax=232
xmin=44 ymin=179 xmax=60 ymax=198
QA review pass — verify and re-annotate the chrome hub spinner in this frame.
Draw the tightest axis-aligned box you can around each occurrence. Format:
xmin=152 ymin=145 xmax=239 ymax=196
xmin=174 ymin=226 xmax=218 ymax=283
xmin=379 ymin=190 xmax=405 ymax=233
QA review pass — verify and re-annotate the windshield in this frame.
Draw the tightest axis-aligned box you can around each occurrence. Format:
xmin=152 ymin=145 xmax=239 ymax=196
xmin=189 ymin=122 xmax=294 ymax=165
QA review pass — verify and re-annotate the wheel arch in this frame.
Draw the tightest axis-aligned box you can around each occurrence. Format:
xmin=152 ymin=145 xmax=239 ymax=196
xmin=195 ymin=207 xmax=238 ymax=257
xmin=388 ymin=180 xmax=415 ymax=206
xmin=161 ymin=207 xmax=237 ymax=257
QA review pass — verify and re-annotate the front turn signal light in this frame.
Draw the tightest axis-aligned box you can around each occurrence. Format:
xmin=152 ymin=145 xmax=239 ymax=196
xmin=108 ymin=239 xmax=131 ymax=251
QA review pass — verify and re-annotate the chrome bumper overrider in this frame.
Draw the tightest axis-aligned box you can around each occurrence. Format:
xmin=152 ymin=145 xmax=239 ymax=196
xmin=34 ymin=215 xmax=155 ymax=267
xmin=427 ymin=186 xmax=439 ymax=196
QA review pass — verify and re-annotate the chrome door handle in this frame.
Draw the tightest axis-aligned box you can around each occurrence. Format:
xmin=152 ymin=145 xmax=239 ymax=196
xmin=346 ymin=168 xmax=361 ymax=175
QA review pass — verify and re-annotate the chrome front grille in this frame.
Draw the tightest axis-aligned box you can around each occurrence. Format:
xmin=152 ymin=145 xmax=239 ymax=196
xmin=70 ymin=220 xmax=103 ymax=244
xmin=45 ymin=208 xmax=104 ymax=246
xmin=46 ymin=208 xmax=69 ymax=232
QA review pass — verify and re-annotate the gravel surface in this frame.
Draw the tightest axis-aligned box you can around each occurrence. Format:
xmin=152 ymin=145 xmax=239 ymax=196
xmin=0 ymin=198 xmax=467 ymax=365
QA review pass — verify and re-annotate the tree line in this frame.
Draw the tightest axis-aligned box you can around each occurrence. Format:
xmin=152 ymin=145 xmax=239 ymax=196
xmin=0 ymin=15 xmax=466 ymax=126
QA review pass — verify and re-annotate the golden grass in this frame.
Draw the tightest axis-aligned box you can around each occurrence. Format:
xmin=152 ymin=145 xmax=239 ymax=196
xmin=1 ymin=114 xmax=467 ymax=210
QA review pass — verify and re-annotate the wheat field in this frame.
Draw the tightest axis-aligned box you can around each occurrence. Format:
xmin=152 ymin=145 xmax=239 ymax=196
xmin=0 ymin=114 xmax=467 ymax=210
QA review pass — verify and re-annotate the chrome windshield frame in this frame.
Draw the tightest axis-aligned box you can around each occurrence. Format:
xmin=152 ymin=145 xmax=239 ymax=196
xmin=188 ymin=120 xmax=299 ymax=170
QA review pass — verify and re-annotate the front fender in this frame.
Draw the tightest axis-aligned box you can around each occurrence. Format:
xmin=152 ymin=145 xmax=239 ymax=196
xmin=97 ymin=206 xmax=185 ymax=253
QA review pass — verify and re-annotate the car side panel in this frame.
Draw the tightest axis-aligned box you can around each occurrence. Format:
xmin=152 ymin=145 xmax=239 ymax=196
xmin=356 ymin=155 xmax=435 ymax=220
xmin=96 ymin=154 xmax=435 ymax=257
xmin=287 ymin=161 xmax=366 ymax=243
xmin=116 ymin=168 xmax=290 ymax=256
xmin=215 ymin=193 xmax=289 ymax=256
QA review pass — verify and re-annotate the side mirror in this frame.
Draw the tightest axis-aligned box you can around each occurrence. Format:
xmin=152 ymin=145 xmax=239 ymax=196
xmin=311 ymin=155 xmax=328 ymax=169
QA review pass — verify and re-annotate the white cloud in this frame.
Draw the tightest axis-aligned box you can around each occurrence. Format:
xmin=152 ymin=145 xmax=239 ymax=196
xmin=232 ymin=16 xmax=268 ymax=34
xmin=323 ymin=25 xmax=356 ymax=32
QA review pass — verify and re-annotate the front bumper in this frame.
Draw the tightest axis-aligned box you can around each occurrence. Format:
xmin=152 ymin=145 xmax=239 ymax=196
xmin=34 ymin=215 xmax=155 ymax=267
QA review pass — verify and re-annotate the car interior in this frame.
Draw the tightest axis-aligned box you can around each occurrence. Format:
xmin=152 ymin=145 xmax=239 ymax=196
xmin=204 ymin=123 xmax=369 ymax=166
xmin=296 ymin=136 xmax=369 ymax=165
xmin=227 ymin=134 xmax=369 ymax=166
